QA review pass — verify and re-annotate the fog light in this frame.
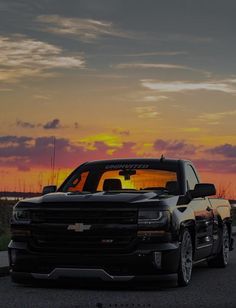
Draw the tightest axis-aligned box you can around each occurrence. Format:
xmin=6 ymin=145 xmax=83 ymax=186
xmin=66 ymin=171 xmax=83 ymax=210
xmin=11 ymin=229 xmax=31 ymax=237
xmin=153 ymin=252 xmax=162 ymax=269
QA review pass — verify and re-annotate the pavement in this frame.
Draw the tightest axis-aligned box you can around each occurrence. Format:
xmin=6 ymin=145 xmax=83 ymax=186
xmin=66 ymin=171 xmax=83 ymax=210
xmin=1 ymin=246 xmax=236 ymax=307
xmin=0 ymin=226 xmax=235 ymax=278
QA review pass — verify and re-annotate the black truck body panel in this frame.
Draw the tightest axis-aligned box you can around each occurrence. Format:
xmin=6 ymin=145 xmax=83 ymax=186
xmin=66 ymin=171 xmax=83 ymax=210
xmin=8 ymin=158 xmax=233 ymax=283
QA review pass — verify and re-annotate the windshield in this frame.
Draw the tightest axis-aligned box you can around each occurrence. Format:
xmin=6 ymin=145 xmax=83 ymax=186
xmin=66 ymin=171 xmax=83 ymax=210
xmin=61 ymin=165 xmax=179 ymax=194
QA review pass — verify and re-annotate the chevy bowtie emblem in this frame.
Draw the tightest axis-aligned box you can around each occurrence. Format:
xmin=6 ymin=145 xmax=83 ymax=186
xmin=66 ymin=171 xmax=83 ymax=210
xmin=67 ymin=223 xmax=91 ymax=232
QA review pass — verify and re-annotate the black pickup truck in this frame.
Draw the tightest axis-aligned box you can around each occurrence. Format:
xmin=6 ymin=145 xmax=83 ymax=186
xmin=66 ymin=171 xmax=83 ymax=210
xmin=9 ymin=158 xmax=234 ymax=286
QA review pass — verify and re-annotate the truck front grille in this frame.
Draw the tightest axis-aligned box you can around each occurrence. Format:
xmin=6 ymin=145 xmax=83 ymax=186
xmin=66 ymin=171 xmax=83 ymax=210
xmin=31 ymin=209 xmax=137 ymax=224
xmin=29 ymin=207 xmax=138 ymax=253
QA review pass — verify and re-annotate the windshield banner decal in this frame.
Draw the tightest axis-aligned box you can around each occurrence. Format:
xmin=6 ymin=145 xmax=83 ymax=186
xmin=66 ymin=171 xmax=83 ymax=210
xmin=105 ymin=164 xmax=149 ymax=170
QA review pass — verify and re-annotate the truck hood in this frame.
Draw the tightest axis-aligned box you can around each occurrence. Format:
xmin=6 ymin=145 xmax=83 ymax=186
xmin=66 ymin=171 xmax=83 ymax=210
xmin=17 ymin=191 xmax=178 ymax=206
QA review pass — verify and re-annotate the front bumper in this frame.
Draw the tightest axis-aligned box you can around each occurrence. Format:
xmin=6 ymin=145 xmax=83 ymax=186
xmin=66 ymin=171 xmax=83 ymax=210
xmin=9 ymin=240 xmax=180 ymax=281
xmin=12 ymin=268 xmax=135 ymax=282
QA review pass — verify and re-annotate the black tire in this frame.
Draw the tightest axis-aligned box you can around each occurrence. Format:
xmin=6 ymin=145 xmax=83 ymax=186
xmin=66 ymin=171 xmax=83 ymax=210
xmin=177 ymin=229 xmax=193 ymax=287
xmin=208 ymin=223 xmax=229 ymax=268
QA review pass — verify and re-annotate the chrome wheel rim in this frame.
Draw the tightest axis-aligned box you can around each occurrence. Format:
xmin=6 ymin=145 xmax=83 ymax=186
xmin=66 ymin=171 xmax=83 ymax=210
xmin=181 ymin=232 xmax=193 ymax=283
xmin=223 ymin=225 xmax=229 ymax=265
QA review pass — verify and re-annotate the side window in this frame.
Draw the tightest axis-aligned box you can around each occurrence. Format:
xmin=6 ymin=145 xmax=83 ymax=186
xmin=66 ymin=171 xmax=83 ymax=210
xmin=185 ymin=165 xmax=199 ymax=190
xmin=67 ymin=171 xmax=89 ymax=192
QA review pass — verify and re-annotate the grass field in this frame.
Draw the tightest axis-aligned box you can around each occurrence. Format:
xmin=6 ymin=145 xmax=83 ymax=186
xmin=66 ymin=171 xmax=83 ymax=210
xmin=0 ymin=233 xmax=10 ymax=251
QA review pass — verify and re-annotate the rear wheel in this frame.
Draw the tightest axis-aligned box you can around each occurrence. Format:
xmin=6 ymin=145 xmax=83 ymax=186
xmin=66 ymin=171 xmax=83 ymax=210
xmin=208 ymin=223 xmax=229 ymax=268
xmin=177 ymin=229 xmax=193 ymax=287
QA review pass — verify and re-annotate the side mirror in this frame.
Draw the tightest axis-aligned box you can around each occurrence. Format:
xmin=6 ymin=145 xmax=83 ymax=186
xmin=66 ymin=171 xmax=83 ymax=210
xmin=190 ymin=183 xmax=216 ymax=199
xmin=42 ymin=185 xmax=57 ymax=195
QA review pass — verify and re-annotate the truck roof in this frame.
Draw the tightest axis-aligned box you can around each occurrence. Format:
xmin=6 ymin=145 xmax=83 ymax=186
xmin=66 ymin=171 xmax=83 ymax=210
xmin=82 ymin=158 xmax=191 ymax=167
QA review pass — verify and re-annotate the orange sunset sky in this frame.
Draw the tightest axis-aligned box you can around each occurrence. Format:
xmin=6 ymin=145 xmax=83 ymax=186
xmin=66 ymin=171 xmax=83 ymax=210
xmin=1 ymin=0 xmax=236 ymax=197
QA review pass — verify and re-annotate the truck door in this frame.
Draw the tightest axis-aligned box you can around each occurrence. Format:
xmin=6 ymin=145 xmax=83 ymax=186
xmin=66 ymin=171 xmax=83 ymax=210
xmin=185 ymin=164 xmax=214 ymax=259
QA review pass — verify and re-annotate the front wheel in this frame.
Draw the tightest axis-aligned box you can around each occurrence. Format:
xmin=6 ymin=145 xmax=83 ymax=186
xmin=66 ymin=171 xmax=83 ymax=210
xmin=208 ymin=223 xmax=229 ymax=268
xmin=177 ymin=229 xmax=193 ymax=287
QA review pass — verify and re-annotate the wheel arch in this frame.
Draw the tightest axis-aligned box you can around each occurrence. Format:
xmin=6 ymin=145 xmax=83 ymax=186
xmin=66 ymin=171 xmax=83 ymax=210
xmin=179 ymin=220 xmax=196 ymax=255
xmin=217 ymin=215 xmax=232 ymax=236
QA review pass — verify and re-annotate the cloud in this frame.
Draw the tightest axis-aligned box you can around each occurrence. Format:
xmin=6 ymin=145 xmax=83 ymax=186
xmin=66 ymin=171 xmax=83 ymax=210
xmin=111 ymin=142 xmax=137 ymax=158
xmin=119 ymin=51 xmax=188 ymax=57
xmin=16 ymin=120 xmax=36 ymax=129
xmin=194 ymin=158 xmax=236 ymax=174
xmin=37 ymin=15 xmax=129 ymax=41
xmin=0 ymin=35 xmax=85 ymax=82
xmin=43 ymin=119 xmax=61 ymax=130
xmin=0 ymin=135 xmax=137 ymax=170
xmin=112 ymin=128 xmax=130 ymax=136
xmin=0 ymin=135 xmax=32 ymax=145
xmin=151 ymin=139 xmax=236 ymax=170
xmin=153 ymin=139 xmax=197 ymax=155
xmin=143 ymin=95 xmax=169 ymax=102
xmin=16 ymin=119 xmax=62 ymax=130
xmin=115 ymin=63 xmax=211 ymax=78
xmin=1 ymin=135 xmax=236 ymax=176
xmin=206 ymin=144 xmax=236 ymax=158
xmin=15 ymin=118 xmax=81 ymax=130
xmin=162 ymin=34 xmax=213 ymax=44
xmin=198 ymin=110 xmax=236 ymax=124
xmin=115 ymin=63 xmax=190 ymax=70
xmin=33 ymin=95 xmax=50 ymax=101
xmin=135 ymin=106 xmax=160 ymax=118
xmin=141 ymin=80 xmax=236 ymax=93
xmin=117 ymin=90 xmax=169 ymax=104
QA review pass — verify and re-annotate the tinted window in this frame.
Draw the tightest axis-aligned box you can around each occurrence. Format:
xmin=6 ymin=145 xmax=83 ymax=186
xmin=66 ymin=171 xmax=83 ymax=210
xmin=97 ymin=169 xmax=177 ymax=191
xmin=66 ymin=171 xmax=89 ymax=192
xmin=62 ymin=167 xmax=177 ymax=193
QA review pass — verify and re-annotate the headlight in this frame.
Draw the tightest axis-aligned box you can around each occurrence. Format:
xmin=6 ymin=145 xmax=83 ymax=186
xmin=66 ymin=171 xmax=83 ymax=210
xmin=13 ymin=209 xmax=30 ymax=221
xmin=138 ymin=210 xmax=169 ymax=229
